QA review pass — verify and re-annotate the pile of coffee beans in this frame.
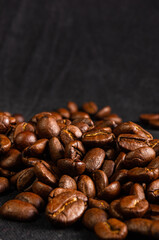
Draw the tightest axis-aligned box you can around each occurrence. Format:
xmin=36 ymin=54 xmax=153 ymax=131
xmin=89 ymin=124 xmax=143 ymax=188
xmin=0 ymin=102 xmax=159 ymax=239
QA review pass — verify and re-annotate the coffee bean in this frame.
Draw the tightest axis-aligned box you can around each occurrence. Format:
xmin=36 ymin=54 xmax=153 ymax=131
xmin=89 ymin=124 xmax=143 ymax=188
xmin=77 ymin=175 xmax=96 ymax=198
xmin=93 ymin=170 xmax=108 ymax=196
xmin=0 ymin=115 xmax=10 ymax=133
xmin=0 ymin=199 xmax=38 ymax=221
xmin=98 ymin=181 xmax=121 ymax=202
xmin=88 ymin=198 xmax=109 ymax=211
xmin=95 ymin=106 xmax=111 ymax=119
xmin=140 ymin=113 xmax=159 ymax=123
xmin=128 ymin=167 xmax=159 ymax=183
xmin=109 ymin=199 xmax=124 ymax=220
xmin=83 ymin=148 xmax=105 ymax=172
xmin=130 ymin=183 xmax=145 ymax=200
xmin=17 ymin=167 xmax=36 ymax=191
xmin=0 ymin=177 xmax=9 ymax=194
xmin=32 ymin=181 xmax=53 ymax=199
xmin=115 ymin=152 xmax=126 ymax=171
xmin=102 ymin=160 xmax=115 ymax=178
xmin=23 ymin=139 xmax=48 ymax=157
xmin=57 ymin=108 xmax=70 ymax=119
xmin=82 ymin=208 xmax=107 ymax=230
xmin=15 ymin=192 xmax=44 ymax=210
xmin=147 ymin=179 xmax=159 ymax=203
xmin=15 ymin=131 xmax=37 ymax=151
xmin=64 ymin=140 xmax=85 ymax=160
xmin=94 ymin=218 xmax=128 ymax=240
xmin=151 ymin=220 xmax=159 ymax=239
xmin=58 ymin=175 xmax=77 ymax=190
xmin=126 ymin=218 xmax=152 ymax=236
xmin=117 ymin=134 xmax=148 ymax=151
xmin=0 ymin=134 xmax=11 ymax=153
xmin=67 ymin=101 xmax=78 ymax=114
xmin=49 ymin=137 xmax=64 ymax=162
xmin=13 ymin=122 xmax=35 ymax=139
xmin=0 ymin=148 xmax=22 ymax=171
xmin=82 ymin=102 xmax=98 ymax=115
xmin=57 ymin=158 xmax=85 ymax=176
xmin=12 ymin=114 xmax=24 ymax=123
xmin=149 ymin=139 xmax=159 ymax=156
xmin=60 ymin=125 xmax=82 ymax=145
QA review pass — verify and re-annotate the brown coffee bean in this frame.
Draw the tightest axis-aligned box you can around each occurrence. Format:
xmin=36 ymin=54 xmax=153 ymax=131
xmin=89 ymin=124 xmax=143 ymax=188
xmin=94 ymin=218 xmax=128 ymax=240
xmin=148 ymin=156 xmax=159 ymax=169
xmin=36 ymin=116 xmax=60 ymax=139
xmin=115 ymin=152 xmax=126 ymax=171
xmin=95 ymin=120 xmax=117 ymax=130
xmin=150 ymin=220 xmax=159 ymax=239
xmin=93 ymin=170 xmax=108 ymax=196
xmin=147 ymin=179 xmax=159 ymax=203
xmin=149 ymin=139 xmax=159 ymax=156
xmin=0 ymin=167 xmax=15 ymax=178
xmin=117 ymin=134 xmax=148 ymax=151
xmin=32 ymin=181 xmax=53 ymax=199
xmin=113 ymin=121 xmax=153 ymax=140
xmin=13 ymin=122 xmax=35 ymax=139
xmin=49 ymin=137 xmax=64 ymax=162
xmin=0 ymin=134 xmax=11 ymax=153
xmin=64 ymin=140 xmax=85 ymax=160
xmin=83 ymin=148 xmax=105 ymax=172
xmin=31 ymin=112 xmax=52 ymax=123
xmin=109 ymin=199 xmax=124 ymax=220
xmin=77 ymin=175 xmax=96 ymax=198
xmin=60 ymin=125 xmax=82 ymax=146
xmin=88 ymin=198 xmax=109 ymax=211
xmin=0 ymin=199 xmax=38 ymax=221
xmin=57 ymin=158 xmax=85 ymax=176
xmin=50 ymin=112 xmax=62 ymax=121
xmin=22 ymin=157 xmax=40 ymax=167
xmin=23 ymin=139 xmax=48 ymax=157
xmin=17 ymin=167 xmax=36 ymax=192
xmin=57 ymin=108 xmax=70 ymax=119
xmin=102 ymin=160 xmax=115 ymax=178
xmin=119 ymin=195 xmax=149 ymax=218
xmin=46 ymin=191 xmax=85 ymax=226
xmin=149 ymin=119 xmax=159 ymax=129
xmin=58 ymin=175 xmax=77 ymax=190
xmin=15 ymin=131 xmax=37 ymax=151
xmin=67 ymin=101 xmax=78 ymax=113
xmin=71 ymin=111 xmax=90 ymax=120
xmin=140 ymin=113 xmax=159 ymax=123
xmin=98 ymin=181 xmax=121 ymax=202
xmin=110 ymin=169 xmax=128 ymax=183
xmin=15 ymin=192 xmax=44 ymax=210
xmin=34 ymin=161 xmax=58 ymax=187
xmin=121 ymin=181 xmax=134 ymax=195
xmin=0 ymin=115 xmax=10 ymax=133
xmin=82 ymin=208 xmax=107 ymax=230
xmin=82 ymin=129 xmax=114 ymax=147
xmin=12 ymin=113 xmax=24 ymax=123
xmin=0 ymin=177 xmax=9 ymax=194
xmin=124 ymin=147 xmax=156 ymax=169
xmin=126 ymin=218 xmax=152 ymax=236
xmin=57 ymin=119 xmax=72 ymax=130
xmin=0 ymin=148 xmax=22 ymax=170
xmin=95 ymin=106 xmax=111 ymax=119
xmin=82 ymin=102 xmax=98 ymax=115
xmin=72 ymin=118 xmax=94 ymax=128
xmin=130 ymin=183 xmax=145 ymax=200
xmin=105 ymin=148 xmax=116 ymax=160
xmin=104 ymin=114 xmax=122 ymax=125
xmin=128 ymin=167 xmax=159 ymax=183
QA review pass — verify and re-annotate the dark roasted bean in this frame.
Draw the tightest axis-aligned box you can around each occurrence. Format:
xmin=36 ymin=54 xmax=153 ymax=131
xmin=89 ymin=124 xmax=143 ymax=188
xmin=49 ymin=137 xmax=64 ymax=162
xmin=88 ymin=198 xmax=109 ymax=211
xmin=126 ymin=218 xmax=152 ymax=236
xmin=82 ymin=102 xmax=98 ymax=115
xmin=64 ymin=140 xmax=85 ymax=160
xmin=57 ymin=158 xmax=85 ymax=176
xmin=0 ymin=177 xmax=9 ymax=194
xmin=15 ymin=192 xmax=44 ymax=210
xmin=58 ymin=175 xmax=77 ymax=190
xmin=117 ymin=134 xmax=148 ymax=151
xmin=102 ymin=160 xmax=115 ymax=178
xmin=77 ymin=175 xmax=96 ymax=198
xmin=83 ymin=148 xmax=105 ymax=172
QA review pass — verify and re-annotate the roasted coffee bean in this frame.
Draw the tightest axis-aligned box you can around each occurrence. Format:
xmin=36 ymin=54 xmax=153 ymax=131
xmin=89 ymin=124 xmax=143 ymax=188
xmin=102 ymin=160 xmax=115 ymax=178
xmin=0 ymin=115 xmax=10 ymax=133
xmin=128 ymin=167 xmax=159 ymax=183
xmin=126 ymin=218 xmax=152 ymax=236
xmin=72 ymin=122 xmax=89 ymax=133
xmin=32 ymin=181 xmax=53 ymax=199
xmin=82 ymin=102 xmax=98 ymax=115
xmin=58 ymin=175 xmax=77 ymax=190
xmin=71 ymin=111 xmax=90 ymax=120
xmin=95 ymin=120 xmax=117 ymax=130
xmin=0 ymin=148 xmax=22 ymax=170
xmin=124 ymin=147 xmax=156 ymax=169
xmin=82 ymin=128 xmax=114 ymax=147
xmin=104 ymin=114 xmax=122 ymax=125
xmin=57 ymin=119 xmax=72 ymax=130
xmin=110 ymin=169 xmax=128 ymax=183
xmin=95 ymin=106 xmax=111 ymax=119
xmin=13 ymin=122 xmax=35 ymax=139
xmin=0 ymin=177 xmax=9 ymax=194
xmin=17 ymin=167 xmax=36 ymax=192
xmin=94 ymin=218 xmax=128 ymax=240
xmin=77 ymin=175 xmax=96 ymax=198
xmin=149 ymin=139 xmax=159 ymax=156
xmin=22 ymin=157 xmax=40 ymax=167
xmin=148 ymin=156 xmax=159 ymax=169
xmin=15 ymin=131 xmax=37 ymax=151
xmin=72 ymin=118 xmax=94 ymax=128
xmin=34 ymin=161 xmax=58 ymax=187
xmin=147 ymin=179 xmax=159 ymax=203
xmin=105 ymin=148 xmax=116 ymax=160
xmin=98 ymin=181 xmax=121 ymax=202
xmin=12 ymin=114 xmax=24 ymax=123
xmin=149 ymin=204 xmax=159 ymax=220
xmin=46 ymin=191 xmax=85 ymax=226
xmin=140 ymin=113 xmax=159 ymax=123
xmin=130 ymin=183 xmax=145 ymax=200
xmin=150 ymin=220 xmax=159 ymax=239
xmin=0 ymin=167 xmax=15 ymax=178
xmin=121 ymin=181 xmax=134 ymax=195
xmin=83 ymin=148 xmax=105 ymax=172
xmin=117 ymin=134 xmax=148 ymax=151
xmin=0 ymin=199 xmax=38 ymax=221
xmin=93 ymin=170 xmax=108 ymax=196
xmin=0 ymin=134 xmax=11 ymax=153
xmin=15 ymin=192 xmax=44 ymax=210
xmin=64 ymin=140 xmax=85 ymax=160
xmin=57 ymin=108 xmax=70 ymax=119
xmin=119 ymin=195 xmax=149 ymax=218
xmin=67 ymin=101 xmax=78 ymax=114
xmin=60 ymin=125 xmax=82 ymax=145
xmin=50 ymin=112 xmax=62 ymax=121
xmin=49 ymin=137 xmax=64 ymax=162
xmin=113 ymin=121 xmax=153 ymax=140
xmin=36 ymin=116 xmax=60 ymax=139
xmin=48 ymin=188 xmax=88 ymax=203
xmin=23 ymin=139 xmax=48 ymax=157
xmin=115 ymin=152 xmax=126 ymax=171
xmin=88 ymin=198 xmax=109 ymax=211
xmin=149 ymin=119 xmax=159 ymax=129
xmin=57 ymin=158 xmax=85 ymax=176
xmin=109 ymin=199 xmax=124 ymax=220
xmin=82 ymin=208 xmax=107 ymax=230
xmin=31 ymin=112 xmax=53 ymax=123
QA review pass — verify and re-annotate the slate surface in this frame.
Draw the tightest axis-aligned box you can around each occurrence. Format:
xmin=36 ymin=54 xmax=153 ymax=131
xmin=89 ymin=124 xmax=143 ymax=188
xmin=0 ymin=0 xmax=159 ymax=239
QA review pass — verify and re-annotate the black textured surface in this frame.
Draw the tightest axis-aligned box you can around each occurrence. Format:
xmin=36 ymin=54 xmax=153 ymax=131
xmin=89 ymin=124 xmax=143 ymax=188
xmin=0 ymin=0 xmax=159 ymax=239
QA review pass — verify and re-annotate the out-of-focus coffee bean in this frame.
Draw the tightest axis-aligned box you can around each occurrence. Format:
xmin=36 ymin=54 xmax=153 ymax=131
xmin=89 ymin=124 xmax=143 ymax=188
xmin=95 ymin=106 xmax=111 ymax=119
xmin=0 ymin=177 xmax=9 ymax=194
xmin=82 ymin=102 xmax=98 ymax=115
xmin=12 ymin=114 xmax=25 ymax=123
xmin=126 ymin=218 xmax=152 ymax=236
xmin=67 ymin=101 xmax=78 ymax=114
xmin=57 ymin=108 xmax=70 ymax=119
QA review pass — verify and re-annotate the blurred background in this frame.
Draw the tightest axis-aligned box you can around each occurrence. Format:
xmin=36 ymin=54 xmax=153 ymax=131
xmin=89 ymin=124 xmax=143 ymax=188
xmin=0 ymin=0 xmax=159 ymax=121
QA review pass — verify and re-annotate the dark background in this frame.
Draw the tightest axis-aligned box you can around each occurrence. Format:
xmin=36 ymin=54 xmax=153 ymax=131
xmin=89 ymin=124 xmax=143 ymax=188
xmin=0 ymin=0 xmax=159 ymax=239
